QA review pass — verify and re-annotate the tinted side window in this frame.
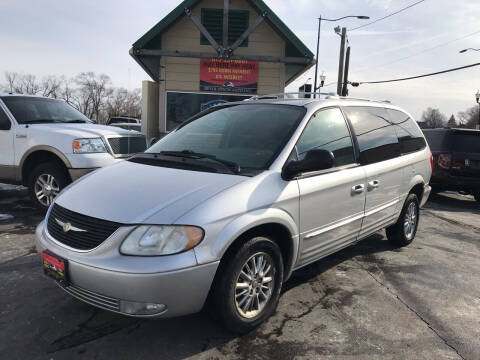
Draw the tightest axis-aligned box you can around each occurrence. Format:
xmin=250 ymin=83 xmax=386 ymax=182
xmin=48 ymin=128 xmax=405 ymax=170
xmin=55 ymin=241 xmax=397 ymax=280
xmin=296 ymin=108 xmax=355 ymax=167
xmin=387 ymin=109 xmax=426 ymax=154
xmin=0 ymin=106 xmax=11 ymax=130
xmin=452 ymin=132 xmax=480 ymax=153
xmin=423 ymin=130 xmax=450 ymax=152
xmin=344 ymin=106 xmax=400 ymax=165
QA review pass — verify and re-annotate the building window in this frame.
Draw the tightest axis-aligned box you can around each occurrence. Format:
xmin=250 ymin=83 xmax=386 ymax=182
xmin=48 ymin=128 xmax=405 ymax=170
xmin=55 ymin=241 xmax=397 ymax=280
xmin=201 ymin=8 xmax=249 ymax=47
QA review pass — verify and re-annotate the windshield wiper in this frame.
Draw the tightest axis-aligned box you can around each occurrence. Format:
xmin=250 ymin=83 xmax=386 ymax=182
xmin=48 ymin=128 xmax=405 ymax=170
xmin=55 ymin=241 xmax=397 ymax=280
xmin=159 ymin=150 xmax=241 ymax=174
xmin=62 ymin=119 xmax=88 ymax=123
xmin=22 ymin=119 xmax=64 ymax=124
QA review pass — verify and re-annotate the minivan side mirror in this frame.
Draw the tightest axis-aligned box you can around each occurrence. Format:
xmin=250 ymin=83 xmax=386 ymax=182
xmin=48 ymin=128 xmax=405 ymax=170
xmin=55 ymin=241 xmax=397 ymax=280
xmin=282 ymin=149 xmax=335 ymax=180
xmin=149 ymin=137 xmax=159 ymax=147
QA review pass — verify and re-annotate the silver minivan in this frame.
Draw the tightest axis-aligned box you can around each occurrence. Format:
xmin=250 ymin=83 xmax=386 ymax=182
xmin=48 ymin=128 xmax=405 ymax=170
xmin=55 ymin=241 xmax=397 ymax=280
xmin=36 ymin=97 xmax=432 ymax=332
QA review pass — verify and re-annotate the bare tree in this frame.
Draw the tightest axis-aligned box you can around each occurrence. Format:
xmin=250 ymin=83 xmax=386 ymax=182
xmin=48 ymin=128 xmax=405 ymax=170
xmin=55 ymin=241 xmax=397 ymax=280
xmin=421 ymin=108 xmax=447 ymax=129
xmin=41 ymin=75 xmax=64 ymax=98
xmin=106 ymin=88 xmax=141 ymax=119
xmin=3 ymin=72 xmax=41 ymax=95
xmin=74 ymin=72 xmax=113 ymax=123
xmin=20 ymin=74 xmax=41 ymax=94
xmin=1 ymin=71 xmax=141 ymax=123
xmin=458 ymin=106 xmax=480 ymax=129
xmin=4 ymin=72 xmax=18 ymax=93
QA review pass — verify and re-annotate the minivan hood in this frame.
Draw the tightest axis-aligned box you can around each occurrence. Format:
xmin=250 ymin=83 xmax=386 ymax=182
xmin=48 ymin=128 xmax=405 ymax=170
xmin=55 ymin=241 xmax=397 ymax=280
xmin=54 ymin=161 xmax=247 ymax=224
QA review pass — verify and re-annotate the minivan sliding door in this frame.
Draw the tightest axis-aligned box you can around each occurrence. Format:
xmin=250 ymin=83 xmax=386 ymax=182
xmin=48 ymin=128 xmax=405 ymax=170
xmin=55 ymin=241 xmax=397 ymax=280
xmin=296 ymin=107 xmax=366 ymax=267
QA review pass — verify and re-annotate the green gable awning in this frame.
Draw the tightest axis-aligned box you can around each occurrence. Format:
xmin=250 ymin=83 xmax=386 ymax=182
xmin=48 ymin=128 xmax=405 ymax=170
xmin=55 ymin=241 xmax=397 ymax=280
xmin=131 ymin=0 xmax=314 ymax=85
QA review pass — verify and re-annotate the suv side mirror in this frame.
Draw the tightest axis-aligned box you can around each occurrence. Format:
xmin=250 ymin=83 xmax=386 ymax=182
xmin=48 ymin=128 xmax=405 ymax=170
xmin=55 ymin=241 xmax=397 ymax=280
xmin=282 ymin=149 xmax=335 ymax=180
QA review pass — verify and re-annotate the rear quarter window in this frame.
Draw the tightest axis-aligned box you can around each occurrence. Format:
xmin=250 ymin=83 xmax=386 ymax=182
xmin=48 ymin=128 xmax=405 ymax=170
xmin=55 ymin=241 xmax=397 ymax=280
xmin=423 ymin=130 xmax=450 ymax=152
xmin=387 ymin=109 xmax=426 ymax=154
xmin=451 ymin=132 xmax=480 ymax=153
xmin=343 ymin=106 xmax=400 ymax=165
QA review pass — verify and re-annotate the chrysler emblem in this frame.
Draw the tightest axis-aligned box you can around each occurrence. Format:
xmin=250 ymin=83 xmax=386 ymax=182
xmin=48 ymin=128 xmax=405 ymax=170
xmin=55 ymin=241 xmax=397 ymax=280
xmin=55 ymin=218 xmax=87 ymax=233
xmin=62 ymin=222 xmax=71 ymax=232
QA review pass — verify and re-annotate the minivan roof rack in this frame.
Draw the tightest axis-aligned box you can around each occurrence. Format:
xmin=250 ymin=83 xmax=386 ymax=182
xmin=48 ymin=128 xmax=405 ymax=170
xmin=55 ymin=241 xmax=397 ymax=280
xmin=246 ymin=92 xmax=393 ymax=104
xmin=246 ymin=92 xmax=336 ymax=101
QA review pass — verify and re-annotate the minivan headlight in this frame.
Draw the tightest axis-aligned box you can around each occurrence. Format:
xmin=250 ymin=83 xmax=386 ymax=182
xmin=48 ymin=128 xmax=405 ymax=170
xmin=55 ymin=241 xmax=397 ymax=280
xmin=73 ymin=138 xmax=106 ymax=153
xmin=120 ymin=225 xmax=204 ymax=256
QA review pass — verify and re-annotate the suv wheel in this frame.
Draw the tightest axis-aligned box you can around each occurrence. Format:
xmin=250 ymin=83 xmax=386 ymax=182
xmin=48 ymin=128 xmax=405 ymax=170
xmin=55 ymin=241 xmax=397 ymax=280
xmin=28 ymin=163 xmax=70 ymax=211
xmin=386 ymin=193 xmax=420 ymax=247
xmin=211 ymin=236 xmax=284 ymax=333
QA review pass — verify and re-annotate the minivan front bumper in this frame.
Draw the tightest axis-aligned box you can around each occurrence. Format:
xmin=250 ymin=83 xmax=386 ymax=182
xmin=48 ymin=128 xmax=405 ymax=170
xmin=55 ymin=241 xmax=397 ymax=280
xmin=35 ymin=221 xmax=219 ymax=318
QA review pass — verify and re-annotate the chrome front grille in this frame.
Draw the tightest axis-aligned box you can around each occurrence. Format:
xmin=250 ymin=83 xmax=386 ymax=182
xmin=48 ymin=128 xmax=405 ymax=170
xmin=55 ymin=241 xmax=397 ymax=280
xmin=59 ymin=283 xmax=121 ymax=312
xmin=107 ymin=136 xmax=147 ymax=156
xmin=47 ymin=204 xmax=121 ymax=250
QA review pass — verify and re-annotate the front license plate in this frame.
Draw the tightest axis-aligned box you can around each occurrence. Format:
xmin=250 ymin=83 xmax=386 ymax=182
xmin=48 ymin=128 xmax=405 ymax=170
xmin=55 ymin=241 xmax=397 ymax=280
xmin=42 ymin=251 xmax=68 ymax=284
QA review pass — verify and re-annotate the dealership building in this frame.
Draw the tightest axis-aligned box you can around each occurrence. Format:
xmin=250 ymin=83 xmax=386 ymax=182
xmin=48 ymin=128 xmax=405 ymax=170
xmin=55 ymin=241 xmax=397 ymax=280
xmin=131 ymin=0 xmax=314 ymax=139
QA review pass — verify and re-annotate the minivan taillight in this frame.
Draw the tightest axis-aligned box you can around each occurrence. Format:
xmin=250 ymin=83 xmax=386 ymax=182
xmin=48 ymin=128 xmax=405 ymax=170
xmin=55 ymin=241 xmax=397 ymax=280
xmin=438 ymin=153 xmax=452 ymax=169
xmin=430 ymin=154 xmax=434 ymax=170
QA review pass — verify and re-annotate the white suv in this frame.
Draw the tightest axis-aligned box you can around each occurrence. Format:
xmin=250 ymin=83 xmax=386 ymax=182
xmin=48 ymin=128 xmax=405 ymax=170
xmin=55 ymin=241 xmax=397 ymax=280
xmin=0 ymin=94 xmax=147 ymax=210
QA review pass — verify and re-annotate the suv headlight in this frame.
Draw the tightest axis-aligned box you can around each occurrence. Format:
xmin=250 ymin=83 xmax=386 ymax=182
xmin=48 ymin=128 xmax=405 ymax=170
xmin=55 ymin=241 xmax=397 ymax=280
xmin=120 ymin=225 xmax=204 ymax=256
xmin=73 ymin=138 xmax=106 ymax=153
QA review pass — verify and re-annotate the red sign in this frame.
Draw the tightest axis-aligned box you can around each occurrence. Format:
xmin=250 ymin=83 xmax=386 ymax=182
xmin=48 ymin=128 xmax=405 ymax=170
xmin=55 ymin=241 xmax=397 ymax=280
xmin=200 ymin=58 xmax=258 ymax=94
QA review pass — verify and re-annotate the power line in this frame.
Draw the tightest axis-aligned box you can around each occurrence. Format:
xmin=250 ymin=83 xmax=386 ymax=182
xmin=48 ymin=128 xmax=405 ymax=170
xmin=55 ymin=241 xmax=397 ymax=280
xmin=354 ymin=62 xmax=480 ymax=85
xmin=356 ymin=29 xmax=480 ymax=72
xmin=349 ymin=0 xmax=426 ymax=32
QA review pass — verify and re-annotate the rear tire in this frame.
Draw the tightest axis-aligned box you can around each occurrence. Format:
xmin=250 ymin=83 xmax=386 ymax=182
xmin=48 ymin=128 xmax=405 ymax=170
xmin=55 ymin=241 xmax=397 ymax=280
xmin=28 ymin=162 xmax=70 ymax=212
xmin=474 ymin=192 xmax=480 ymax=202
xmin=210 ymin=236 xmax=284 ymax=334
xmin=386 ymin=194 xmax=420 ymax=247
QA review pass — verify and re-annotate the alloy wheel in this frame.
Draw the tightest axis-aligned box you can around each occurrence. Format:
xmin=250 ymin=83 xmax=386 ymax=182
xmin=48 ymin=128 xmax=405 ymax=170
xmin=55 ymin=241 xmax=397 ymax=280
xmin=403 ymin=202 xmax=418 ymax=240
xmin=34 ymin=173 xmax=60 ymax=207
xmin=234 ymin=252 xmax=275 ymax=319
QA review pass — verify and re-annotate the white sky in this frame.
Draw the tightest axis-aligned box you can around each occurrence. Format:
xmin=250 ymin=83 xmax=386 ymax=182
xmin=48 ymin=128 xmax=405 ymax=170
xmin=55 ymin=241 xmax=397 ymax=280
xmin=1 ymin=0 xmax=479 ymax=120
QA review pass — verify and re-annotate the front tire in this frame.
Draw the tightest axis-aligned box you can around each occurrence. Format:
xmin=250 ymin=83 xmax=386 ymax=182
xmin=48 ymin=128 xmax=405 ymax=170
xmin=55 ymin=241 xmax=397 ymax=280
xmin=386 ymin=193 xmax=420 ymax=247
xmin=28 ymin=162 xmax=70 ymax=211
xmin=211 ymin=236 xmax=284 ymax=333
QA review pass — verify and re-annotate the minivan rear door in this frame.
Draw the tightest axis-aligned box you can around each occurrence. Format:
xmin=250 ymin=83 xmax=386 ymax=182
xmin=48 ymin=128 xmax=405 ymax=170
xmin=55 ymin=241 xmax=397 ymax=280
xmin=343 ymin=106 xmax=403 ymax=238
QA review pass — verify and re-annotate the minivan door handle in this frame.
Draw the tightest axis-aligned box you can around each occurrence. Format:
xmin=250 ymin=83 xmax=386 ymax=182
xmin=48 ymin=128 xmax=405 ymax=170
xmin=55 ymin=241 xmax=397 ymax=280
xmin=351 ymin=184 xmax=365 ymax=195
xmin=368 ymin=180 xmax=380 ymax=190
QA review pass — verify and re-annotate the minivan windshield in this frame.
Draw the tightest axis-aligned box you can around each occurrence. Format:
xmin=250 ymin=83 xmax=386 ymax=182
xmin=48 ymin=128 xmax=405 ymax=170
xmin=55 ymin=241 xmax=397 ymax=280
xmin=145 ymin=104 xmax=306 ymax=175
xmin=1 ymin=96 xmax=92 ymax=124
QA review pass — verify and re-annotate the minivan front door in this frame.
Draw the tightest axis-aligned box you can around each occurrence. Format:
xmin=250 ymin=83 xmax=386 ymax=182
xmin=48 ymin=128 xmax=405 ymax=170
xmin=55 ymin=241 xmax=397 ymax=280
xmin=343 ymin=106 xmax=403 ymax=238
xmin=295 ymin=107 xmax=366 ymax=267
xmin=0 ymin=104 xmax=15 ymax=182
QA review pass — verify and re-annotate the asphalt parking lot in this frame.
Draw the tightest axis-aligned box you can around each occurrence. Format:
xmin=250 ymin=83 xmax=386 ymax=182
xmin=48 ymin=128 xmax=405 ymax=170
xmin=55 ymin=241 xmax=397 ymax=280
xmin=1 ymin=184 xmax=479 ymax=360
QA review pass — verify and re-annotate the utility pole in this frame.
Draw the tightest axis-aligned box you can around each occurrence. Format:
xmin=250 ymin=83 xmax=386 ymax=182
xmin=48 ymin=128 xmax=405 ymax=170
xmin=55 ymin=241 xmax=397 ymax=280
xmin=313 ymin=16 xmax=322 ymax=99
xmin=342 ymin=46 xmax=351 ymax=97
xmin=336 ymin=27 xmax=347 ymax=96
xmin=476 ymin=90 xmax=480 ymax=129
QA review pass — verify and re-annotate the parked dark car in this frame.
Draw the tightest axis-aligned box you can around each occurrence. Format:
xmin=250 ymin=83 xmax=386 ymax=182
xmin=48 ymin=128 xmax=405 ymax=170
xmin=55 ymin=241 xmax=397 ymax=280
xmin=423 ymin=128 xmax=480 ymax=201
xmin=107 ymin=116 xmax=140 ymax=126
